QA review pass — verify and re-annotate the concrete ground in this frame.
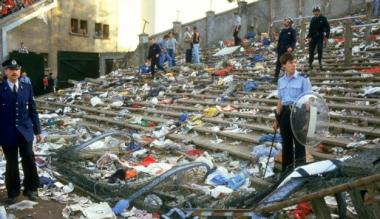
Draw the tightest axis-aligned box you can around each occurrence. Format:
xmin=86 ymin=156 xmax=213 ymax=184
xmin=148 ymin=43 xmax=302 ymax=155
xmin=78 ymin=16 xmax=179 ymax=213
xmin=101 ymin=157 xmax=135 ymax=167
xmin=0 ymin=190 xmax=66 ymax=219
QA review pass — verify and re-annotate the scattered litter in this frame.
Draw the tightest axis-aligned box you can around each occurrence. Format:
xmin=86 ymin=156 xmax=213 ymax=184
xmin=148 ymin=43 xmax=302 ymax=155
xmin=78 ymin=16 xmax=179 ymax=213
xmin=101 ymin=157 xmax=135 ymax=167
xmin=8 ymin=200 xmax=38 ymax=210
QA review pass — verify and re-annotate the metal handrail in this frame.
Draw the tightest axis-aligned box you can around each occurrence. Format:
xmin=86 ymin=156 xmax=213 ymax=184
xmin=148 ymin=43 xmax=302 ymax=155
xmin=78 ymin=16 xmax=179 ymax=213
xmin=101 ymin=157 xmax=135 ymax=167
xmin=272 ymin=14 xmax=366 ymax=24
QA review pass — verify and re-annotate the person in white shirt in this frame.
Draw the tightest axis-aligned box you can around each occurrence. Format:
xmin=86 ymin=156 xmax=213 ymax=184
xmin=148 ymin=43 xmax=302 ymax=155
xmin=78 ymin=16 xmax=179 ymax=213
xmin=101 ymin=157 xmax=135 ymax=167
xmin=183 ymin=27 xmax=193 ymax=63
xmin=18 ymin=42 xmax=29 ymax=54
xmin=233 ymin=12 xmax=241 ymax=46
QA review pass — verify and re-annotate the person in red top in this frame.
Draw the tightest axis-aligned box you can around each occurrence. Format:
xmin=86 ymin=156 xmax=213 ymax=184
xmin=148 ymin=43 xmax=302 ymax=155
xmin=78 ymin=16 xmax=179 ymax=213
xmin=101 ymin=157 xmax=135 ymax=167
xmin=23 ymin=0 xmax=32 ymax=7
xmin=42 ymin=75 xmax=48 ymax=93
xmin=1 ymin=3 xmax=9 ymax=17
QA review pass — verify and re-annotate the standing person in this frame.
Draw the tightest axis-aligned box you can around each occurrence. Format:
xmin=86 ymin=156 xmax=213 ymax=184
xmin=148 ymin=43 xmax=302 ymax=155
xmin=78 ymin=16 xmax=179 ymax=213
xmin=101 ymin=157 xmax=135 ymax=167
xmin=374 ymin=0 xmax=380 ymax=17
xmin=192 ymin=26 xmax=200 ymax=64
xmin=42 ymin=75 xmax=48 ymax=93
xmin=158 ymin=35 xmax=173 ymax=68
xmin=19 ymin=72 xmax=31 ymax=84
xmin=0 ymin=59 xmax=42 ymax=204
xmin=18 ymin=42 xmax=29 ymax=54
xmin=274 ymin=53 xmax=312 ymax=173
xmin=233 ymin=12 xmax=241 ymax=46
xmin=167 ymin=31 xmax=177 ymax=67
xmin=274 ymin=18 xmax=296 ymax=83
xmin=147 ymin=36 xmax=165 ymax=79
xmin=183 ymin=27 xmax=193 ymax=63
xmin=47 ymin=73 xmax=55 ymax=93
xmin=307 ymin=6 xmax=330 ymax=70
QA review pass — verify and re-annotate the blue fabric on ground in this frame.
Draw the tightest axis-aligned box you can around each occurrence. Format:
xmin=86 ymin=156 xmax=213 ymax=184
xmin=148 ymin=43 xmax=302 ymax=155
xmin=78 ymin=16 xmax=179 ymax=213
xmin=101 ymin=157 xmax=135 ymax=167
xmin=260 ymin=75 xmax=273 ymax=83
xmin=251 ymin=54 xmax=266 ymax=62
xmin=112 ymin=199 xmax=130 ymax=215
xmin=227 ymin=174 xmax=246 ymax=190
xmin=243 ymin=80 xmax=258 ymax=92
xmin=126 ymin=142 xmax=141 ymax=151
xmin=251 ymin=144 xmax=279 ymax=158
xmin=262 ymin=38 xmax=271 ymax=46
xmin=211 ymin=175 xmax=228 ymax=185
xmin=138 ymin=64 xmax=150 ymax=74
xmin=259 ymin=134 xmax=282 ymax=143
xmin=39 ymin=176 xmax=55 ymax=188
xmin=179 ymin=113 xmax=188 ymax=122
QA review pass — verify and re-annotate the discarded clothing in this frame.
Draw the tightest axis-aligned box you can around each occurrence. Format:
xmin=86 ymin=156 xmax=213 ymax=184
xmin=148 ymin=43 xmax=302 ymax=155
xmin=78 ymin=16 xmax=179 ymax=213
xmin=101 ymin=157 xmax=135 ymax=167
xmin=227 ymin=173 xmax=246 ymax=190
xmin=125 ymin=142 xmax=141 ymax=152
xmin=139 ymin=155 xmax=157 ymax=167
xmin=203 ymin=107 xmax=219 ymax=117
xmin=251 ymin=54 xmax=266 ymax=63
xmin=291 ymin=202 xmax=312 ymax=219
xmin=251 ymin=144 xmax=280 ymax=158
xmin=259 ymin=134 xmax=282 ymax=143
xmin=162 ymin=208 xmax=192 ymax=219
xmin=216 ymin=105 xmax=237 ymax=112
xmin=243 ymin=80 xmax=258 ymax=92
xmin=213 ymin=66 xmax=233 ymax=77
xmin=186 ymin=149 xmax=204 ymax=156
xmin=361 ymin=87 xmax=380 ymax=97
xmin=106 ymin=169 xmax=125 ymax=183
xmin=8 ymin=200 xmax=38 ymax=210
xmin=179 ymin=113 xmax=188 ymax=122
xmin=39 ymin=176 xmax=55 ymax=188
xmin=361 ymin=67 xmax=380 ymax=74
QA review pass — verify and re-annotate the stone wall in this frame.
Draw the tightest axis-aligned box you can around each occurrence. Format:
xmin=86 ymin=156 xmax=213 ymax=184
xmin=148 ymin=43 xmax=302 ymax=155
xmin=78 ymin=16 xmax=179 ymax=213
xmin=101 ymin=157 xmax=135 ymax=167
xmin=6 ymin=0 xmax=122 ymax=76
xmin=130 ymin=0 xmax=367 ymax=66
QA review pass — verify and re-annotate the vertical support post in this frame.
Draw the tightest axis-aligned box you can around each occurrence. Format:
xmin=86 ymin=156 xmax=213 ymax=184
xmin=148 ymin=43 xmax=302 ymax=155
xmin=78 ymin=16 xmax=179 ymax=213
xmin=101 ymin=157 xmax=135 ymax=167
xmin=366 ymin=0 xmax=373 ymax=44
xmin=366 ymin=184 xmax=380 ymax=218
xmin=268 ymin=0 xmax=274 ymax=41
xmin=349 ymin=189 xmax=377 ymax=219
xmin=205 ymin=10 xmax=215 ymax=49
xmin=253 ymin=16 xmax=258 ymax=33
xmin=310 ymin=198 xmax=332 ymax=219
xmin=238 ymin=1 xmax=248 ymax=40
xmin=48 ymin=9 xmax=58 ymax=77
xmin=137 ymin=33 xmax=149 ymax=65
xmin=298 ymin=0 xmax=306 ymax=50
xmin=172 ymin=21 xmax=182 ymax=47
xmin=348 ymin=0 xmax=353 ymax=15
xmin=344 ymin=20 xmax=352 ymax=66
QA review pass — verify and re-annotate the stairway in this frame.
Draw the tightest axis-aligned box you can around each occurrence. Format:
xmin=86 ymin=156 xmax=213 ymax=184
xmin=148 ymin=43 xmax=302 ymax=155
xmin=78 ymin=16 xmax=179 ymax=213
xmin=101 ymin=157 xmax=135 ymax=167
xmin=0 ymin=0 xmax=58 ymax=59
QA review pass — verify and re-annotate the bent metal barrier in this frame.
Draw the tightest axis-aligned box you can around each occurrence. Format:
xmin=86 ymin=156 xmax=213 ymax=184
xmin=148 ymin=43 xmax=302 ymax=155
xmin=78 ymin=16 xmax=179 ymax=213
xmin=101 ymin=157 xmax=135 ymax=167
xmin=187 ymin=173 xmax=380 ymax=217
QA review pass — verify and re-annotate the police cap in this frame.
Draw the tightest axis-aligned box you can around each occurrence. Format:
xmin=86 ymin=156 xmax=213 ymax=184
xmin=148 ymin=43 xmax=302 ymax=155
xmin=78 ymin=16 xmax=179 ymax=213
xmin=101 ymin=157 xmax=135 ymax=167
xmin=312 ymin=6 xmax=321 ymax=12
xmin=2 ymin=59 xmax=22 ymax=70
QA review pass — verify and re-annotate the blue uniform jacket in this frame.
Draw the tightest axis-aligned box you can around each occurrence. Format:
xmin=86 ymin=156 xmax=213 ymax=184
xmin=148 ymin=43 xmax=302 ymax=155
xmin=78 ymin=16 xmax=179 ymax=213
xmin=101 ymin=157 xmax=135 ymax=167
xmin=0 ymin=81 xmax=41 ymax=147
xmin=277 ymin=71 xmax=312 ymax=106
xmin=277 ymin=27 xmax=296 ymax=54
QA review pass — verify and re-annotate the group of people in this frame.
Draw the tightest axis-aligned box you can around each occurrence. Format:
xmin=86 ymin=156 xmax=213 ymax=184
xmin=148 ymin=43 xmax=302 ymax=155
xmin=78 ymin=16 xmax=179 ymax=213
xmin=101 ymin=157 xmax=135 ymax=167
xmin=0 ymin=4 xmax=337 ymax=207
xmin=274 ymin=6 xmax=330 ymax=173
xmin=183 ymin=26 xmax=201 ymax=64
xmin=275 ymin=6 xmax=330 ymax=82
xmin=147 ymin=26 xmax=201 ymax=79
xmin=42 ymin=73 xmax=55 ymax=94
xmin=0 ymin=0 xmax=39 ymax=18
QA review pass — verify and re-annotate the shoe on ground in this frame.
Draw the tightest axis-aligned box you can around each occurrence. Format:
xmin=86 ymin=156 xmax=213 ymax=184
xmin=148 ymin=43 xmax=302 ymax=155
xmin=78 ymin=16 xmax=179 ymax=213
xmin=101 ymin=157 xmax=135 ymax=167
xmin=6 ymin=197 xmax=17 ymax=205
xmin=24 ymin=191 xmax=38 ymax=201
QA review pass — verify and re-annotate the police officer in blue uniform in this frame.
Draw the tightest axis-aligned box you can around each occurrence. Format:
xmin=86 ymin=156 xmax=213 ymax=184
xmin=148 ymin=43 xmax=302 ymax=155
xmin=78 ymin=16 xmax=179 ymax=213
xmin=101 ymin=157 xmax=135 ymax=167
xmin=0 ymin=59 xmax=42 ymax=204
xmin=274 ymin=53 xmax=312 ymax=172
xmin=307 ymin=6 xmax=330 ymax=70
xmin=274 ymin=18 xmax=296 ymax=83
